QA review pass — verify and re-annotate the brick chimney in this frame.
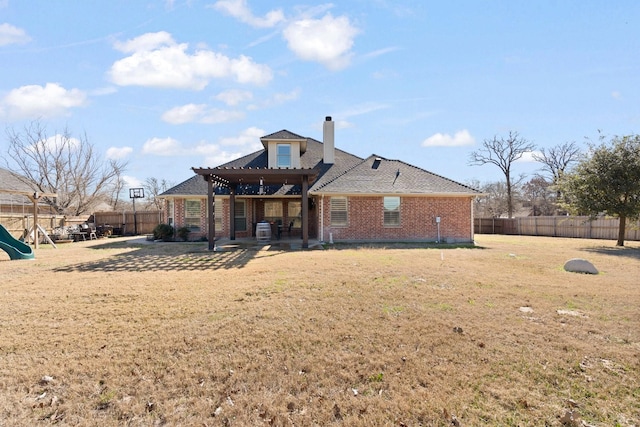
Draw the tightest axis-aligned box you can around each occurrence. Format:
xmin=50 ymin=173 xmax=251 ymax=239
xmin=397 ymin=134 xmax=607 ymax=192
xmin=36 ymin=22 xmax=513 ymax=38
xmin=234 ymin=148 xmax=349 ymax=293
xmin=323 ymin=116 xmax=335 ymax=164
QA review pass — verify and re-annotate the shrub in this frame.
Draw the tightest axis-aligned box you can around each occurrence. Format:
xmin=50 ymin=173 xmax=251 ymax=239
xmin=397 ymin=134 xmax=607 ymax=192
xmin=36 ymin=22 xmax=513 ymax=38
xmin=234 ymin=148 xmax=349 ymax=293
xmin=177 ymin=226 xmax=191 ymax=241
xmin=153 ymin=224 xmax=174 ymax=241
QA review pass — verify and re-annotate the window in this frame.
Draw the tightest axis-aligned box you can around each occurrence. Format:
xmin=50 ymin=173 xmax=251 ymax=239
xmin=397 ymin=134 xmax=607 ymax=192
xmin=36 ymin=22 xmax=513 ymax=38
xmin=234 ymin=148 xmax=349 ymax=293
xmin=288 ymin=201 xmax=301 ymax=228
xmin=383 ymin=197 xmax=400 ymax=226
xmin=167 ymin=200 xmax=174 ymax=225
xmin=264 ymin=200 xmax=283 ymax=224
xmin=330 ymin=197 xmax=348 ymax=226
xmin=234 ymin=200 xmax=247 ymax=232
xmin=185 ymin=199 xmax=201 ymax=230
xmin=214 ymin=199 xmax=223 ymax=230
xmin=276 ymin=144 xmax=291 ymax=168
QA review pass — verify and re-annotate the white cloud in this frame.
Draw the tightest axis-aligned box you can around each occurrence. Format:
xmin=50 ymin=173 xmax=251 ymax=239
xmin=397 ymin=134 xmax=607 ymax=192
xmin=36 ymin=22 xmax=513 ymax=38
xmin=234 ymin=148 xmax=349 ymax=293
xmin=215 ymin=89 xmax=253 ymax=106
xmin=515 ymin=150 xmax=541 ymax=163
xmin=106 ymin=146 xmax=133 ymax=159
xmin=1 ymin=83 xmax=87 ymax=120
xmin=123 ymin=175 xmax=142 ymax=188
xmin=90 ymin=86 xmax=118 ymax=96
xmin=247 ymin=89 xmax=299 ymax=110
xmin=193 ymin=127 xmax=263 ymax=166
xmin=161 ymin=103 xmax=244 ymax=124
xmin=109 ymin=32 xmax=273 ymax=89
xmin=211 ymin=0 xmax=284 ymax=28
xmin=283 ymin=13 xmax=359 ymax=70
xmin=611 ymin=91 xmax=622 ymax=100
xmin=141 ymin=127 xmax=264 ymax=166
xmin=142 ymin=137 xmax=183 ymax=156
xmin=341 ymin=102 xmax=389 ymax=118
xmin=421 ymin=130 xmax=475 ymax=147
xmin=0 ymin=23 xmax=31 ymax=46
xmin=217 ymin=126 xmax=265 ymax=147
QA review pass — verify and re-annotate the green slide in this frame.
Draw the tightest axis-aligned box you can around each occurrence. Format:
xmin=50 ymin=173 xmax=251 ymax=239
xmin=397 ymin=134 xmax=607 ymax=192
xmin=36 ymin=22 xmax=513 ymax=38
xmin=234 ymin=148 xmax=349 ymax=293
xmin=0 ymin=224 xmax=35 ymax=260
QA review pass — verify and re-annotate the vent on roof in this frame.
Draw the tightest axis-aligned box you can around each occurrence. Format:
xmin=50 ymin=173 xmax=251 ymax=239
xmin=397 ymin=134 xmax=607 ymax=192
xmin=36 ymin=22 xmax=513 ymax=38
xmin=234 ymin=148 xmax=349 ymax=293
xmin=372 ymin=158 xmax=382 ymax=170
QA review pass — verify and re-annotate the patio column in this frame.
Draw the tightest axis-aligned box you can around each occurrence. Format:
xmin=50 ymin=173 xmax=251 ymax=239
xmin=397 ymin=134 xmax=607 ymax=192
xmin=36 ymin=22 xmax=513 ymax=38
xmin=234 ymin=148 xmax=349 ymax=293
xmin=207 ymin=177 xmax=215 ymax=251
xmin=229 ymin=184 xmax=236 ymax=240
xmin=302 ymin=174 xmax=309 ymax=248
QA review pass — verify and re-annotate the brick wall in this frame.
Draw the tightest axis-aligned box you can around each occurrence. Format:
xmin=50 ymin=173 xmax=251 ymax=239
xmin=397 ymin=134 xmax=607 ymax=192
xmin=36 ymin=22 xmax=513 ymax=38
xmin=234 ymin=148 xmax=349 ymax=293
xmin=319 ymin=195 xmax=473 ymax=243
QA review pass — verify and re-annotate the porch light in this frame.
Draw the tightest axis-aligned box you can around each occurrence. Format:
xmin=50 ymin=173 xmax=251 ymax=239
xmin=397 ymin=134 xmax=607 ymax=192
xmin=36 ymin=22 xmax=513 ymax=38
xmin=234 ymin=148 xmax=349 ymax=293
xmin=258 ymin=177 xmax=264 ymax=195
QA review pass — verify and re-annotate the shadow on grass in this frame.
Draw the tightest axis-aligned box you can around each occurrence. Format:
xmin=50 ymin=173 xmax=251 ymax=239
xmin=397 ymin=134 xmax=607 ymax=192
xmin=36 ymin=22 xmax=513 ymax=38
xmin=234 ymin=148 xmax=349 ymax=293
xmin=582 ymin=245 xmax=640 ymax=260
xmin=53 ymin=239 xmax=283 ymax=272
xmin=323 ymin=242 xmax=485 ymax=250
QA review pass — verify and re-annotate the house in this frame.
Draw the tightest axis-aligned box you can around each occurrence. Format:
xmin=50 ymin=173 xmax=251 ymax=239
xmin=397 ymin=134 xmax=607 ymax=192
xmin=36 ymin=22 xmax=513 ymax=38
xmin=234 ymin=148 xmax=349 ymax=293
xmin=160 ymin=117 xmax=480 ymax=248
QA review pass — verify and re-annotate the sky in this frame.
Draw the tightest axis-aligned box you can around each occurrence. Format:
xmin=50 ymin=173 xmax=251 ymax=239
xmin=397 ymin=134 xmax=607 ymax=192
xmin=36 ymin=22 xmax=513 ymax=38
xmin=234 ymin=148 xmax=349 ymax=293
xmin=1 ymin=0 xmax=639 ymax=192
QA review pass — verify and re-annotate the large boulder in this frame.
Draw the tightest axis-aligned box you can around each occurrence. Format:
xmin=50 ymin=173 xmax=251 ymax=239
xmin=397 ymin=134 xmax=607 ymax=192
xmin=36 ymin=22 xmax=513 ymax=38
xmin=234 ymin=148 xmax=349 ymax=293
xmin=564 ymin=258 xmax=599 ymax=275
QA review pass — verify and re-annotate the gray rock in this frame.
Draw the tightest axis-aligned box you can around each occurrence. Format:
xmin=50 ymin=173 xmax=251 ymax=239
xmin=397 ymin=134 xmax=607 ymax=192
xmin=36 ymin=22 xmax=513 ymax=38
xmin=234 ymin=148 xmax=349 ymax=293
xmin=564 ymin=258 xmax=598 ymax=275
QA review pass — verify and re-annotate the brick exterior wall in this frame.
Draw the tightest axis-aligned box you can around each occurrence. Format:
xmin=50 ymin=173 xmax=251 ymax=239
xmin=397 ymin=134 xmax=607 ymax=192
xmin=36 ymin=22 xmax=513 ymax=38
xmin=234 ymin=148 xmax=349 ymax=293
xmin=163 ymin=195 xmax=472 ymax=242
xmin=318 ymin=195 xmax=473 ymax=243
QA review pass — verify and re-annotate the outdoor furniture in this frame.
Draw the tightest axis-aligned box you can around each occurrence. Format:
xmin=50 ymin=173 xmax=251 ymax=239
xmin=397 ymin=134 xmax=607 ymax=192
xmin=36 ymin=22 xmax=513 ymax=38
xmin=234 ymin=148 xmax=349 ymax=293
xmin=277 ymin=221 xmax=294 ymax=240
xmin=71 ymin=231 xmax=87 ymax=242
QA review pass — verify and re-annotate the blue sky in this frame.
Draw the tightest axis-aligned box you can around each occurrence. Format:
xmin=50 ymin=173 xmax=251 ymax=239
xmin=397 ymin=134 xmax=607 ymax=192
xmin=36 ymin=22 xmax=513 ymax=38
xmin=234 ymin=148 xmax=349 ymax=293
xmin=1 ymin=0 xmax=639 ymax=191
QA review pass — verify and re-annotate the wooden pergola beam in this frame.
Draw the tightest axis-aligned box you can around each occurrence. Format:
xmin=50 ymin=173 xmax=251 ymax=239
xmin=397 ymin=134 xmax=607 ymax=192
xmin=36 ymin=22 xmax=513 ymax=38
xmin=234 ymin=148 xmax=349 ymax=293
xmin=192 ymin=167 xmax=319 ymax=249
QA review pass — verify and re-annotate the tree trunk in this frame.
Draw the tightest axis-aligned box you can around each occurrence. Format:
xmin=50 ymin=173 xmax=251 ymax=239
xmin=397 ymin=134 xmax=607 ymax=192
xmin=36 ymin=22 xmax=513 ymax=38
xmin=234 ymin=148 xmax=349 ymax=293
xmin=616 ymin=215 xmax=626 ymax=247
xmin=506 ymin=179 xmax=513 ymax=218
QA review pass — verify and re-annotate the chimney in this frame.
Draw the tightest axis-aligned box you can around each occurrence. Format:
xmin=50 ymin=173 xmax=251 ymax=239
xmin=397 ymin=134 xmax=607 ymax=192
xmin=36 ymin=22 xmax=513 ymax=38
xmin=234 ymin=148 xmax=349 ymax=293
xmin=323 ymin=116 xmax=335 ymax=164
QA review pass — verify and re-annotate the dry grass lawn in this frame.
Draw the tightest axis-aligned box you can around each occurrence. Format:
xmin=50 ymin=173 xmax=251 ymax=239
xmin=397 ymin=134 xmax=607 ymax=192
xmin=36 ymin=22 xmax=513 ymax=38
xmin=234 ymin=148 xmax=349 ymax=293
xmin=0 ymin=235 xmax=638 ymax=426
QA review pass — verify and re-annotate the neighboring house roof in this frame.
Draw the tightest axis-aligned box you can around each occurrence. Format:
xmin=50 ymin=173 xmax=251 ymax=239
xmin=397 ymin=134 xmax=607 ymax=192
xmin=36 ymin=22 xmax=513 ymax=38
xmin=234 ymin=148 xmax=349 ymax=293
xmin=161 ymin=131 xmax=479 ymax=198
xmin=0 ymin=167 xmax=39 ymax=194
xmin=0 ymin=168 xmax=38 ymax=206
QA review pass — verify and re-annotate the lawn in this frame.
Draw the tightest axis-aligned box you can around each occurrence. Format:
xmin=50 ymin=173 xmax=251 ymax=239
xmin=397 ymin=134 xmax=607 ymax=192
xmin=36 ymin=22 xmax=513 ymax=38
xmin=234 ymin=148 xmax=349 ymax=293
xmin=0 ymin=235 xmax=638 ymax=426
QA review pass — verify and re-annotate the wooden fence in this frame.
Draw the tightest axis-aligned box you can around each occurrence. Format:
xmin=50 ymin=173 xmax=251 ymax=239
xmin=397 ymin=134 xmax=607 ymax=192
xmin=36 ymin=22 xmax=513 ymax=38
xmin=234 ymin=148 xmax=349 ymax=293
xmin=0 ymin=213 xmax=66 ymax=238
xmin=93 ymin=210 xmax=164 ymax=235
xmin=474 ymin=216 xmax=640 ymax=242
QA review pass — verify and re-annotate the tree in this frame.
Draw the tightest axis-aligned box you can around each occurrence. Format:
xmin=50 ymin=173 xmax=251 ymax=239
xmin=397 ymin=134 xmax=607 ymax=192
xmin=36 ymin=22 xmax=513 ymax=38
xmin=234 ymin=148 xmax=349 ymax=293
xmin=533 ymin=141 xmax=581 ymax=183
xmin=469 ymin=131 xmax=535 ymax=218
xmin=143 ymin=177 xmax=173 ymax=210
xmin=3 ymin=120 xmax=127 ymax=216
xmin=476 ymin=181 xmax=510 ymax=218
xmin=522 ymin=176 xmax=555 ymax=216
xmin=560 ymin=134 xmax=640 ymax=246
xmin=533 ymin=141 xmax=581 ymax=214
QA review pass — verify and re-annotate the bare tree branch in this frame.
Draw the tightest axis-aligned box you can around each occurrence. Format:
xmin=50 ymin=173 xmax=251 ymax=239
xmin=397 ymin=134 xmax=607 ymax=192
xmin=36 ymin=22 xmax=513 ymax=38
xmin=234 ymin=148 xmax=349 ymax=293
xmin=469 ymin=131 xmax=535 ymax=218
xmin=3 ymin=120 xmax=128 ymax=216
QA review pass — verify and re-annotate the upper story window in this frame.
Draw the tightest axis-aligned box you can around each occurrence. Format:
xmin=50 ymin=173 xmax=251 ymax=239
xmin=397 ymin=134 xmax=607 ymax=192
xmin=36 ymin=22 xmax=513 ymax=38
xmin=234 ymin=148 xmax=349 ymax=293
xmin=276 ymin=144 xmax=291 ymax=168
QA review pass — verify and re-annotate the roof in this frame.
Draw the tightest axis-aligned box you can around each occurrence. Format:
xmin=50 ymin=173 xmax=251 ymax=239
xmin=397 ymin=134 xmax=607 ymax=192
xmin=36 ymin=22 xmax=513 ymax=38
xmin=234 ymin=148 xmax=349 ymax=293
xmin=0 ymin=167 xmax=57 ymax=206
xmin=314 ymin=155 xmax=480 ymax=195
xmin=161 ymin=130 xmax=479 ymax=198
xmin=0 ymin=168 xmax=38 ymax=193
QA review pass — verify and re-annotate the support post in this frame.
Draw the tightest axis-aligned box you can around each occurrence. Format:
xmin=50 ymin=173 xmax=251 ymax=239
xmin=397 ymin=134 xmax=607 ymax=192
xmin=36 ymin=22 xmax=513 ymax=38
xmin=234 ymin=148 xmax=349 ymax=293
xmin=302 ymin=175 xmax=309 ymax=248
xmin=207 ymin=177 xmax=215 ymax=251
xmin=32 ymin=192 xmax=39 ymax=249
xmin=229 ymin=184 xmax=236 ymax=241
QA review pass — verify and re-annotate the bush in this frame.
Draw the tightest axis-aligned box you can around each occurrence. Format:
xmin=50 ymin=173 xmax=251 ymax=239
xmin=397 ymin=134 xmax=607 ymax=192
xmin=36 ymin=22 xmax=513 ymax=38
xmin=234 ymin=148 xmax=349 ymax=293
xmin=153 ymin=224 xmax=174 ymax=241
xmin=176 ymin=226 xmax=191 ymax=241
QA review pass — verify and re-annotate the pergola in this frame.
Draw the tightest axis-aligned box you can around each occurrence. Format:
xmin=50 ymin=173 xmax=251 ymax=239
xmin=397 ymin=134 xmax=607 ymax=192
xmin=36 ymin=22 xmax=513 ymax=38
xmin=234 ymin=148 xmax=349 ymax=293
xmin=0 ymin=189 xmax=57 ymax=249
xmin=192 ymin=167 xmax=320 ymax=250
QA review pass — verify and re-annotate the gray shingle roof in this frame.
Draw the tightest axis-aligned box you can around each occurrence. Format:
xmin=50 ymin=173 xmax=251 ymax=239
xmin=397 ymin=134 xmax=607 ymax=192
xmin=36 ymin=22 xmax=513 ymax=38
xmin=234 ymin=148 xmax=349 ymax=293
xmin=0 ymin=168 xmax=38 ymax=193
xmin=260 ymin=129 xmax=307 ymax=140
xmin=0 ymin=167 xmax=46 ymax=206
xmin=161 ymin=130 xmax=478 ymax=197
xmin=313 ymin=155 xmax=480 ymax=195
